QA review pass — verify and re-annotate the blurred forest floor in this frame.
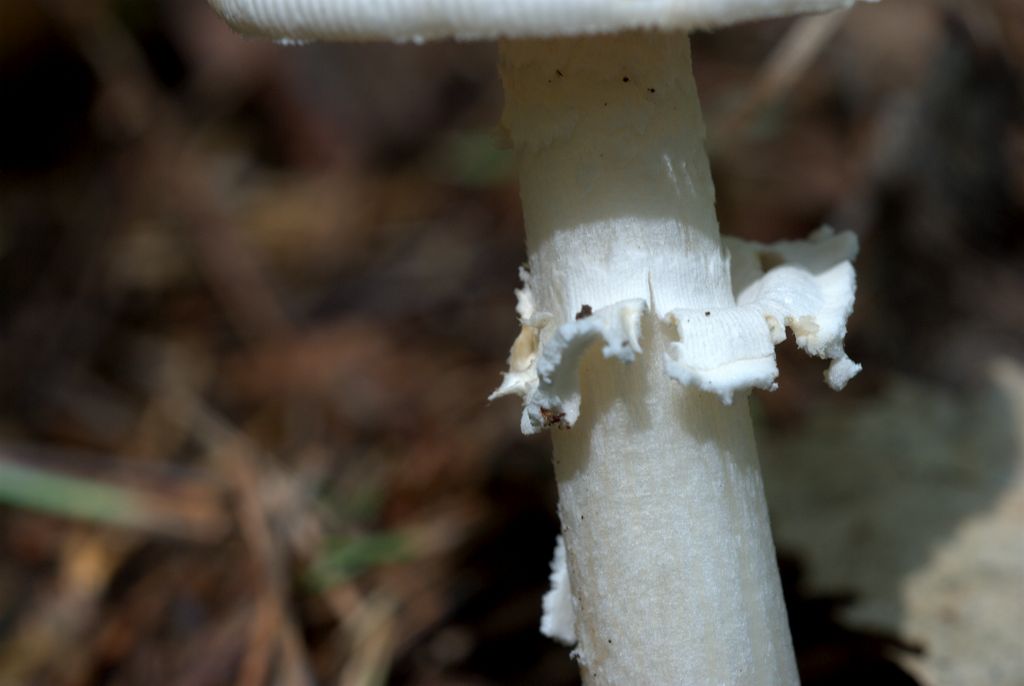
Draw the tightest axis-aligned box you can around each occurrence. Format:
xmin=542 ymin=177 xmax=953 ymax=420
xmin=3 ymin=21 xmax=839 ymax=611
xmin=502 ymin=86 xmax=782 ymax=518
xmin=0 ymin=1 xmax=1022 ymax=685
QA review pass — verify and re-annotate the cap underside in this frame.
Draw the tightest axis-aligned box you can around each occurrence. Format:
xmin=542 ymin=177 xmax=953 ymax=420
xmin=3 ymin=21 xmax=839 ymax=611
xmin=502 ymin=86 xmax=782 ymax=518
xmin=209 ymin=0 xmax=865 ymax=42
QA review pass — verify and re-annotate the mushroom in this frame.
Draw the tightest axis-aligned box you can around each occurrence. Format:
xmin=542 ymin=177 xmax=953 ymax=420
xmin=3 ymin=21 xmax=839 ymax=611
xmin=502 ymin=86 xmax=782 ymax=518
xmin=206 ymin=1 xmax=871 ymax=684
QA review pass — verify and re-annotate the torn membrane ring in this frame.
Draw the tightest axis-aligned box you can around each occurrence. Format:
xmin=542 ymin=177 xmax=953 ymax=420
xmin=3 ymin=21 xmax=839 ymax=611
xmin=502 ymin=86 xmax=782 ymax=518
xmin=493 ymin=227 xmax=861 ymax=431
xmin=490 ymin=294 xmax=646 ymax=435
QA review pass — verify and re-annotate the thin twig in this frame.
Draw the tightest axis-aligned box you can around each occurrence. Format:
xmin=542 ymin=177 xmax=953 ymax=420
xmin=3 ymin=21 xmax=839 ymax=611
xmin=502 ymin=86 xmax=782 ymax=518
xmin=156 ymin=363 xmax=316 ymax=686
xmin=716 ymin=10 xmax=850 ymax=139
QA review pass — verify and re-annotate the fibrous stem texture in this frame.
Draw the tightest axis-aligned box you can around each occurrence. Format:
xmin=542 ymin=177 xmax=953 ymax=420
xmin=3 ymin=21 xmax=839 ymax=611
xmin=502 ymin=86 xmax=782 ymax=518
xmin=493 ymin=31 xmax=858 ymax=686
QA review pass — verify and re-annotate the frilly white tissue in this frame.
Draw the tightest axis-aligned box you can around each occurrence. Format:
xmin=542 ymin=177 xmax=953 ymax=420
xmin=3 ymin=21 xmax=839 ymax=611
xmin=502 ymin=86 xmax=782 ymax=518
xmin=540 ymin=536 xmax=576 ymax=645
xmin=492 ymin=227 xmax=860 ymax=427
xmin=666 ymin=227 xmax=861 ymax=403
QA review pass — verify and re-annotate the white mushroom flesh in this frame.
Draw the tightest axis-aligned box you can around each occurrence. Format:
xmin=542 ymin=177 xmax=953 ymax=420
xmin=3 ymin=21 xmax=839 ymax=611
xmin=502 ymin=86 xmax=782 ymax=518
xmin=208 ymin=0 xmax=868 ymax=42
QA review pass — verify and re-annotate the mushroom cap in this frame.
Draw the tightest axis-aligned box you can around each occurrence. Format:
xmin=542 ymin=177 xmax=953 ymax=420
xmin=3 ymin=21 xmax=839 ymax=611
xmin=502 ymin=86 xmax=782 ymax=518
xmin=209 ymin=0 xmax=868 ymax=43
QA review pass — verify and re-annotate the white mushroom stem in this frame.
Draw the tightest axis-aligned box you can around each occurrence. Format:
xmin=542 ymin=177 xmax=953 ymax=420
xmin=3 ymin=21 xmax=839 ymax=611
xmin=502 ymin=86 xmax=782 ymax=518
xmin=499 ymin=32 xmax=798 ymax=685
